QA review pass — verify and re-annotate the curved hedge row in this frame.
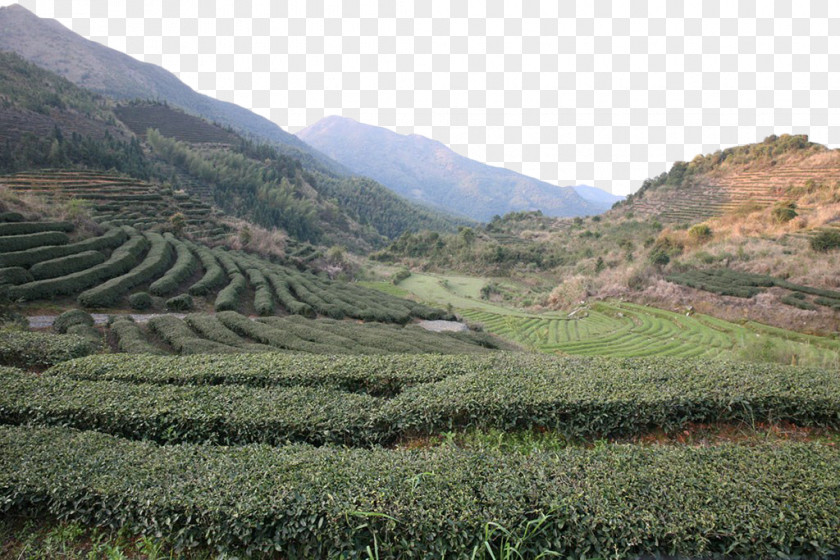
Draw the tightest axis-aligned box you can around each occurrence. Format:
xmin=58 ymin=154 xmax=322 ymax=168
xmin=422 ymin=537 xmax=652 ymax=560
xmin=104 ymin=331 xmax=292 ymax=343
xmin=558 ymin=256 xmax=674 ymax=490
xmin=77 ymin=233 xmax=173 ymax=308
xmin=29 ymin=250 xmax=106 ymax=281
xmin=53 ymin=309 xmax=94 ymax=334
xmin=0 ymin=212 xmax=24 ymax=222
xmin=257 ymin=264 xmax=314 ymax=318
xmin=48 ymin=352 xmax=490 ymax=395
xmin=0 ymin=231 xmax=69 ymax=253
xmin=147 ymin=315 xmax=239 ymax=355
xmin=7 ymin=231 xmax=147 ymax=301
xmin=244 ymin=266 xmax=274 ymax=316
xmin=216 ymin=311 xmax=347 ymax=354
xmin=0 ymin=266 xmax=32 ymax=285
xmin=110 ymin=318 xmax=167 ymax=355
xmin=3 ymin=427 xmax=838 ymax=559
xmin=27 ymin=355 xmax=840 ymax=445
xmin=182 ymin=314 xmax=275 ymax=352
xmin=0 ymin=227 xmax=127 ymax=268
xmin=185 ymin=242 xmax=226 ymax=296
xmin=0 ymin=331 xmax=93 ymax=369
xmin=0 ymin=221 xmax=73 ymax=236
xmin=149 ymin=234 xmax=199 ymax=296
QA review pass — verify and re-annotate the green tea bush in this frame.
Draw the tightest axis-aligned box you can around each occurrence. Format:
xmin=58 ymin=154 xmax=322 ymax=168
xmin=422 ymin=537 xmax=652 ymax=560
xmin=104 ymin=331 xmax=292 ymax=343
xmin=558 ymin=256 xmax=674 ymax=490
xmin=0 ymin=221 xmax=73 ymax=236
xmin=7 ymin=233 xmax=147 ymax=302
xmin=165 ymin=293 xmax=193 ymax=312
xmin=53 ymin=309 xmax=94 ymax=334
xmin=244 ymin=267 xmax=274 ymax=316
xmin=781 ymin=294 xmax=817 ymax=310
xmin=1 ymin=426 xmax=839 ymax=559
xmin=0 ymin=331 xmax=93 ymax=368
xmin=263 ymin=270 xmax=315 ymax=317
xmin=0 ymin=212 xmax=24 ymax=222
xmin=216 ymin=311 xmax=341 ymax=353
xmin=29 ymin=250 xmax=106 ymax=280
xmin=0 ymin=267 xmax=32 ymax=285
xmin=37 ymin=354 xmax=840 ymax=445
xmin=183 ymin=313 xmax=273 ymax=351
xmin=213 ymin=273 xmax=246 ymax=312
xmin=147 ymin=315 xmax=238 ymax=355
xmin=186 ymin=242 xmax=226 ymax=296
xmin=128 ymin=291 xmax=152 ymax=310
xmin=110 ymin=318 xmax=167 ymax=355
xmin=0 ymin=231 xmax=69 ymax=253
xmin=48 ymin=352 xmax=492 ymax=395
xmin=78 ymin=233 xmax=173 ymax=308
xmin=65 ymin=324 xmax=101 ymax=348
xmin=149 ymin=235 xmax=199 ymax=296
xmin=0 ymin=227 xmax=127 ymax=268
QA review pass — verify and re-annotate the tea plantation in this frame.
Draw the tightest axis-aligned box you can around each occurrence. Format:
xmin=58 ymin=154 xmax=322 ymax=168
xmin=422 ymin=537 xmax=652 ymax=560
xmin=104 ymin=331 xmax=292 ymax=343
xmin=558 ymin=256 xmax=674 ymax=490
xmin=0 ymin=354 xmax=839 ymax=558
xmin=2 ymin=188 xmax=840 ymax=557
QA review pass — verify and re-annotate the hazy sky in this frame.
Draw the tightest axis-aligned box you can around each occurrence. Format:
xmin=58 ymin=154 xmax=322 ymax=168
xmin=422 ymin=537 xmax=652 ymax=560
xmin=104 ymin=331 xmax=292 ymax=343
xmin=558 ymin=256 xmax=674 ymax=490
xmin=5 ymin=0 xmax=840 ymax=194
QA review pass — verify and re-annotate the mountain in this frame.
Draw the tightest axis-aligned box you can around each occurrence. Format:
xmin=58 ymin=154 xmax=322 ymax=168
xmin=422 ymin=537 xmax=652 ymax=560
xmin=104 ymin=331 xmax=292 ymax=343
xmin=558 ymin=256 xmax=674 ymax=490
xmin=0 ymin=4 xmax=343 ymax=174
xmin=571 ymin=185 xmax=625 ymax=209
xmin=297 ymin=116 xmax=597 ymax=222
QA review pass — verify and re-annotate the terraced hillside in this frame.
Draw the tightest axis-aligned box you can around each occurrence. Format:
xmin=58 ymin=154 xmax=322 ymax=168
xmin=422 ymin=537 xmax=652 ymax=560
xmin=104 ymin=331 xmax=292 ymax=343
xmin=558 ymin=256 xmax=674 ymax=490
xmin=624 ymin=135 xmax=840 ymax=223
xmin=463 ymin=302 xmax=840 ymax=365
xmin=114 ymin=103 xmax=239 ymax=145
xmin=0 ymin=169 xmax=230 ymax=240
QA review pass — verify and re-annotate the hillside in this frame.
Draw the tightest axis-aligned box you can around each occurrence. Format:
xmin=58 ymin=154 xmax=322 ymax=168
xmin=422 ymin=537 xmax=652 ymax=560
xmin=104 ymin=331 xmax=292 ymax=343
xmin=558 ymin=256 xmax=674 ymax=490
xmin=617 ymin=134 xmax=838 ymax=223
xmin=0 ymin=4 xmax=345 ymax=174
xmin=297 ymin=115 xmax=600 ymax=221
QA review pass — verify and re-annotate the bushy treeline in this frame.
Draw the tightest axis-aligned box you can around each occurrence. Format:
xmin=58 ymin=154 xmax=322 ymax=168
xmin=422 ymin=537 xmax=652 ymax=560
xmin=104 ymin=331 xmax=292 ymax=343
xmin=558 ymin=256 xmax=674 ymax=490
xmin=146 ymin=129 xmax=319 ymax=241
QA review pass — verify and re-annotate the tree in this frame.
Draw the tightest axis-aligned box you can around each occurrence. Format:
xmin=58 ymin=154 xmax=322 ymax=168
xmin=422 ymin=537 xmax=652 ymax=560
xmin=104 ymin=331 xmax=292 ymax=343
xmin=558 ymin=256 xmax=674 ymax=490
xmin=169 ymin=212 xmax=186 ymax=235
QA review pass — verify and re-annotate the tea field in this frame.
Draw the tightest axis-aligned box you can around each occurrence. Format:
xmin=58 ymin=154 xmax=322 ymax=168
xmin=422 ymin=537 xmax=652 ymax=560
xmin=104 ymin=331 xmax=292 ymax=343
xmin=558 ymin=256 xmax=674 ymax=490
xmin=1 ymin=353 xmax=839 ymax=558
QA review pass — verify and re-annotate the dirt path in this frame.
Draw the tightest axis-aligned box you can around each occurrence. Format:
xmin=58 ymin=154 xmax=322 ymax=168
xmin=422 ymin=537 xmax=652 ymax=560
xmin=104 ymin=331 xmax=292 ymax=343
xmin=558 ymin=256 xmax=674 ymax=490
xmin=28 ymin=313 xmax=186 ymax=329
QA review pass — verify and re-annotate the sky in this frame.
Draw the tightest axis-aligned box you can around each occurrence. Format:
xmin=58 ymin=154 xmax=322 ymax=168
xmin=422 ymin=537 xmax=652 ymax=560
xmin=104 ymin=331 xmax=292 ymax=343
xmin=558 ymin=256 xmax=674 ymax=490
xmin=5 ymin=0 xmax=840 ymax=195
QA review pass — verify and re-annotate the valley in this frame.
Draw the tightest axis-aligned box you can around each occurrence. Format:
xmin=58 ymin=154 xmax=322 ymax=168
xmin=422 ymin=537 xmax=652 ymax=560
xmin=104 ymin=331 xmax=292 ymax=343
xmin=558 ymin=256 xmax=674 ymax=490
xmin=0 ymin=4 xmax=838 ymax=558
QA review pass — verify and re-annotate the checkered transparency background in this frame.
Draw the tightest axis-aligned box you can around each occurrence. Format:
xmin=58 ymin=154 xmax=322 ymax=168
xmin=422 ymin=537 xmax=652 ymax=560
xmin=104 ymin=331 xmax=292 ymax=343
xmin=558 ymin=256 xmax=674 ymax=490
xmin=11 ymin=0 xmax=840 ymax=195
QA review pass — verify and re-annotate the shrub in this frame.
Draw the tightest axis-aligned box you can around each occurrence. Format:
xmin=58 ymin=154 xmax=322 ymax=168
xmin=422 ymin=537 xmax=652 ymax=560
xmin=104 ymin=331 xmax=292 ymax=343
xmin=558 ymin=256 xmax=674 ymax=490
xmin=186 ymin=242 xmax=226 ymax=296
xmin=772 ymin=202 xmax=798 ymax=223
xmin=244 ymin=267 xmax=274 ymax=316
xmin=29 ymin=250 xmax=107 ymax=280
xmin=0 ymin=231 xmax=69 ymax=253
xmin=687 ymin=223 xmax=712 ymax=242
xmin=0 ymin=212 xmax=24 ymax=222
xmin=213 ymin=273 xmax=246 ymax=312
xmin=0 ymin=227 xmax=127 ymax=268
xmin=0 ymin=330 xmax=93 ymax=368
xmin=165 ymin=294 xmax=194 ymax=312
xmin=66 ymin=324 xmax=102 ymax=348
xmin=0 ymin=267 xmax=32 ymax=286
xmin=78 ymin=233 xmax=173 ymax=308
xmin=6 ymin=233 xmax=147 ymax=302
xmin=110 ymin=318 xmax=167 ymax=354
xmin=3 ymin=427 xmax=839 ymax=559
xmin=0 ymin=221 xmax=73 ymax=236
xmin=149 ymin=235 xmax=199 ymax=296
xmin=53 ymin=309 xmax=94 ymax=334
xmin=392 ymin=267 xmax=411 ymax=284
xmin=781 ymin=294 xmax=817 ymax=310
xmin=128 ymin=292 xmax=153 ymax=311
xmin=810 ymin=230 xmax=840 ymax=253
xmin=147 ymin=315 xmax=239 ymax=355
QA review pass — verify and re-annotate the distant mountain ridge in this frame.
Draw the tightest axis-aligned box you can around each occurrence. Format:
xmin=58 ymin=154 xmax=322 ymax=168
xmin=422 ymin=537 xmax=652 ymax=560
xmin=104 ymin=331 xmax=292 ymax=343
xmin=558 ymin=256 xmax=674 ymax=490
xmin=298 ymin=116 xmax=603 ymax=221
xmin=571 ymin=185 xmax=625 ymax=206
xmin=0 ymin=4 xmax=344 ymax=174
